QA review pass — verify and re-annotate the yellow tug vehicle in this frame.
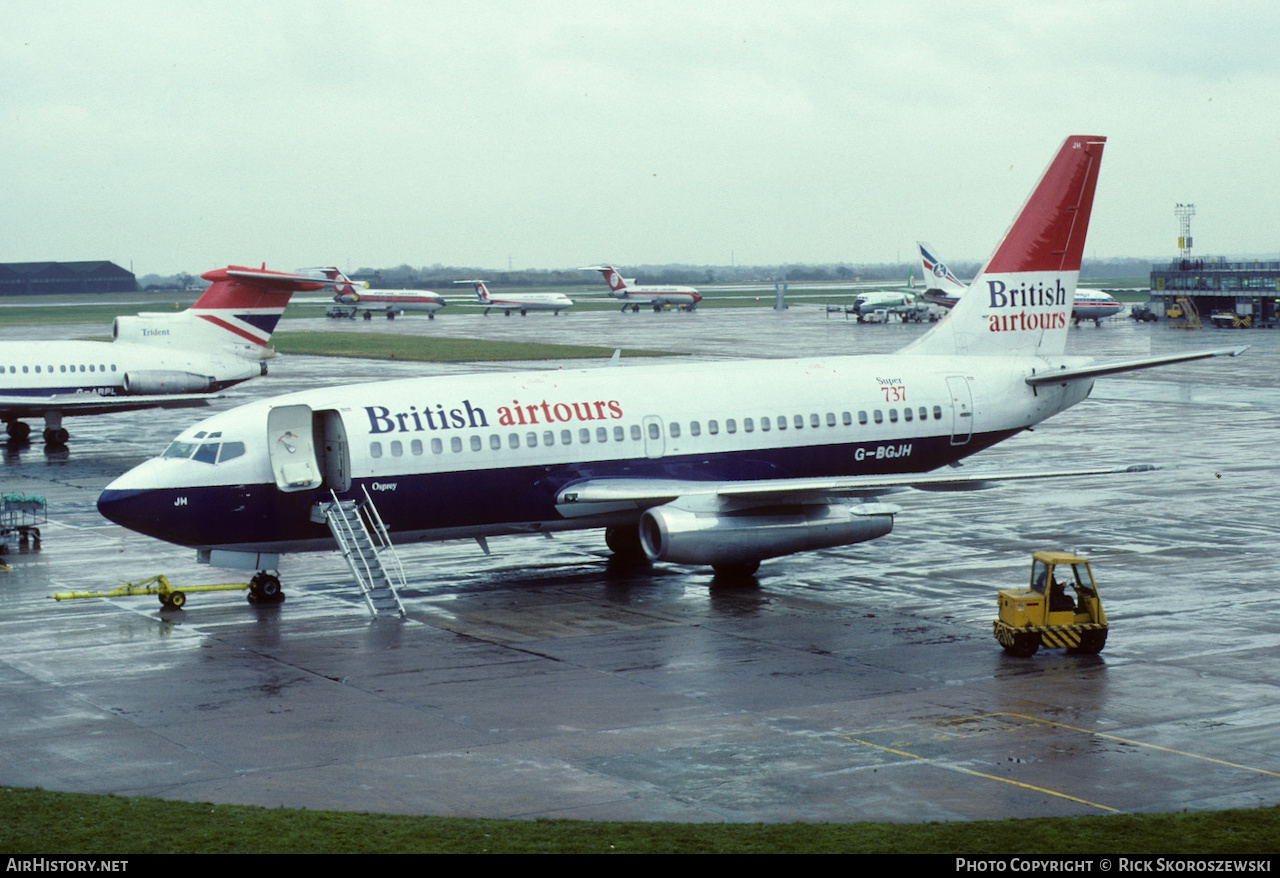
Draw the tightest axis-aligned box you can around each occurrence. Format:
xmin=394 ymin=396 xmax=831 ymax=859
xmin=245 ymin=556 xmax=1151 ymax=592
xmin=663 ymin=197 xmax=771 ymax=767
xmin=994 ymin=551 xmax=1108 ymax=657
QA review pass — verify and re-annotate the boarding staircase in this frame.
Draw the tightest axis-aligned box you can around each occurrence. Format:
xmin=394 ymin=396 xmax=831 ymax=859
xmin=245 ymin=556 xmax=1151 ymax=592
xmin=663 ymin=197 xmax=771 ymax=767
xmin=322 ymin=487 xmax=407 ymax=618
xmin=1168 ymin=295 xmax=1202 ymax=330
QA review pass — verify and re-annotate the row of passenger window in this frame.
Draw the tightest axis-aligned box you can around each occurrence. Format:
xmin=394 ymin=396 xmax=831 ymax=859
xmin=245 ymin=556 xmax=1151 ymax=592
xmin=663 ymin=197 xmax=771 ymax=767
xmin=374 ymin=424 xmax=638 ymax=458
xmin=675 ymin=406 xmax=943 ymax=437
xmin=369 ymin=406 xmax=945 ymax=459
xmin=2 ymin=363 xmax=116 ymax=375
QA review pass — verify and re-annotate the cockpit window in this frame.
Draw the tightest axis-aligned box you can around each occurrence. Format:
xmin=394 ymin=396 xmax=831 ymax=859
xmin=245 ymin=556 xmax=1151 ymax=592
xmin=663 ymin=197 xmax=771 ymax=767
xmin=161 ymin=439 xmax=245 ymax=465
xmin=193 ymin=443 xmax=219 ymax=464
xmin=163 ymin=441 xmax=197 ymax=459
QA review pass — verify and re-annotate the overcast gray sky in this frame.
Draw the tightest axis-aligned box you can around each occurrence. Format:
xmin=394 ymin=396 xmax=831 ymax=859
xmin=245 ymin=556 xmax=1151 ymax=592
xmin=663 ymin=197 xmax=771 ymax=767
xmin=4 ymin=1 xmax=1277 ymax=277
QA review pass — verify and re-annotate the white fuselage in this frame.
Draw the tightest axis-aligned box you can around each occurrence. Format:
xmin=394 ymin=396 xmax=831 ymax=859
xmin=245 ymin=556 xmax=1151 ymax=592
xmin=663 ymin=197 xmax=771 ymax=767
xmin=479 ymin=292 xmax=573 ymax=314
xmin=852 ymin=292 xmax=914 ymax=312
xmin=1072 ymin=291 xmax=1124 ymax=322
xmin=611 ymin=287 xmax=701 ymax=308
xmin=0 ymin=339 xmax=258 ymax=405
xmin=336 ymin=290 xmax=445 ymax=314
xmin=98 ymin=353 xmax=1094 ymax=554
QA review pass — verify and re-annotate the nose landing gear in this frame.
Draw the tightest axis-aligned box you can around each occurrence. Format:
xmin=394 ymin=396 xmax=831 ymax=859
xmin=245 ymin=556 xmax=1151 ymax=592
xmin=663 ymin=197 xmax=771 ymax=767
xmin=248 ymin=571 xmax=285 ymax=604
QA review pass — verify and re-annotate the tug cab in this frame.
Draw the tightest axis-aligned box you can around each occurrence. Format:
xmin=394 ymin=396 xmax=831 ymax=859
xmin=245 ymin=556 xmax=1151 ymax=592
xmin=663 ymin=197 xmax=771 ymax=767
xmin=994 ymin=551 xmax=1108 ymax=657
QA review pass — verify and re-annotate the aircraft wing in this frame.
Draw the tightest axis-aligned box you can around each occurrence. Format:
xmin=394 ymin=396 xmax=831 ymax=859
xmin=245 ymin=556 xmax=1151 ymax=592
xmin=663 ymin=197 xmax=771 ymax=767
xmin=0 ymin=394 xmax=216 ymax=419
xmin=555 ymin=463 xmax=1159 ymax=513
xmin=1026 ymin=347 xmax=1247 ymax=387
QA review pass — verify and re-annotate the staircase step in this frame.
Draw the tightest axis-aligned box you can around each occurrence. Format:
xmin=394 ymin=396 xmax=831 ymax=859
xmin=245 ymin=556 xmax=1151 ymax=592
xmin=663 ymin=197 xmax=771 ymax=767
xmin=323 ymin=494 xmax=406 ymax=619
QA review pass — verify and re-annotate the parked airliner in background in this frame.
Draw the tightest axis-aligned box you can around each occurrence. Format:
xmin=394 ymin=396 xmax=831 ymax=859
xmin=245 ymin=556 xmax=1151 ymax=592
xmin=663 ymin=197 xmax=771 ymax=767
xmin=918 ymin=242 xmax=1123 ymax=325
xmin=313 ymin=268 xmax=445 ymax=320
xmin=99 ymin=136 xmax=1244 ymax=602
xmin=580 ymin=265 xmax=701 ymax=312
xmin=918 ymin=242 xmax=969 ymax=308
xmin=457 ymin=280 xmax=573 ymax=316
xmin=1 ymin=266 xmax=324 ymax=446
xmin=849 ymin=289 xmax=916 ymax=315
xmin=1070 ymin=290 xmax=1126 ymax=325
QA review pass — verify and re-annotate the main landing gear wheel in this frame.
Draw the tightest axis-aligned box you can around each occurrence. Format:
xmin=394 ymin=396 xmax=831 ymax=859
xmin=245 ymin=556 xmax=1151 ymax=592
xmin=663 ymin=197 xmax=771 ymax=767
xmin=605 ymin=525 xmax=647 ymax=563
xmin=43 ymin=427 xmax=69 ymax=446
xmin=248 ymin=572 xmax=284 ymax=604
xmin=711 ymin=559 xmax=760 ymax=579
xmin=6 ymin=421 xmax=31 ymax=441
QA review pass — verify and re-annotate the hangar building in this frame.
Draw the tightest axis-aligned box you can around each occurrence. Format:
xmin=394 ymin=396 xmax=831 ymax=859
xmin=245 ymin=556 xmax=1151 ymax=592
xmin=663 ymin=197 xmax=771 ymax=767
xmin=0 ymin=261 xmax=138 ymax=296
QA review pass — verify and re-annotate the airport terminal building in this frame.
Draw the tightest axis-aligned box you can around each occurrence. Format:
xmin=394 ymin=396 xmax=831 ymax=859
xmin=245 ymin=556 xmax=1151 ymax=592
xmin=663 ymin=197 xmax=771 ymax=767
xmin=0 ymin=261 xmax=137 ymax=296
xmin=1150 ymin=258 xmax=1280 ymax=327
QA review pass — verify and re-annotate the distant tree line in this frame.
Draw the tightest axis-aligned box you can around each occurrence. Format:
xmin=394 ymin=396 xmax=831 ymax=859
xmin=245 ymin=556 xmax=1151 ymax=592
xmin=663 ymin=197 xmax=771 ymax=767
xmin=134 ymin=255 xmax=1221 ymax=293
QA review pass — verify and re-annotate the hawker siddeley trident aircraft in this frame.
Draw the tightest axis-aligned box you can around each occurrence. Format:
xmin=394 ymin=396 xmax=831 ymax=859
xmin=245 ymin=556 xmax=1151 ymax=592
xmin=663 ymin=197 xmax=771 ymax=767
xmin=98 ymin=136 xmax=1244 ymax=600
xmin=0 ymin=266 xmax=328 ymax=446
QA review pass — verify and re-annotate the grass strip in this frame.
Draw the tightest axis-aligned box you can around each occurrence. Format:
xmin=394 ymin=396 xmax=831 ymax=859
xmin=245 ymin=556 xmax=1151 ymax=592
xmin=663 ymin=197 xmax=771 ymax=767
xmin=270 ymin=331 xmax=676 ymax=362
xmin=2 ymin=787 xmax=1276 ymax=854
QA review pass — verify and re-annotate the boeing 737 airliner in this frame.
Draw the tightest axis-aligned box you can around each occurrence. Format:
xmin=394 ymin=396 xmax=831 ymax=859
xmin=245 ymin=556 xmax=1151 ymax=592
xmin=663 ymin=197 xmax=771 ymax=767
xmin=99 ymin=137 xmax=1242 ymax=601
xmin=0 ymin=266 xmax=325 ymax=445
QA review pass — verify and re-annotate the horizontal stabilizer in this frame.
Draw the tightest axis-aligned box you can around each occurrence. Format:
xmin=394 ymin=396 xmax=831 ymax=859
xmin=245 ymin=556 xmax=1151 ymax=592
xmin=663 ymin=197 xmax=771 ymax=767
xmin=1026 ymin=346 xmax=1247 ymax=386
xmin=216 ymin=268 xmax=331 ymax=292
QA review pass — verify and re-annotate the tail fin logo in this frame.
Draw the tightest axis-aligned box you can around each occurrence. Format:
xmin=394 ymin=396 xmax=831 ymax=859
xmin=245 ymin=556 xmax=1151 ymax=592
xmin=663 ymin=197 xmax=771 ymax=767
xmin=904 ymin=136 xmax=1105 ymax=358
xmin=921 ymin=248 xmax=962 ymax=288
xmin=190 ymin=266 xmax=324 ymax=347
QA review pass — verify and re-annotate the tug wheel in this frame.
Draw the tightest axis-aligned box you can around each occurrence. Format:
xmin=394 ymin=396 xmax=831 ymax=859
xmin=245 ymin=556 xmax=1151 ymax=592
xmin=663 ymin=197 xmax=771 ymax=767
xmin=1005 ymin=632 xmax=1040 ymax=658
xmin=1071 ymin=630 xmax=1107 ymax=655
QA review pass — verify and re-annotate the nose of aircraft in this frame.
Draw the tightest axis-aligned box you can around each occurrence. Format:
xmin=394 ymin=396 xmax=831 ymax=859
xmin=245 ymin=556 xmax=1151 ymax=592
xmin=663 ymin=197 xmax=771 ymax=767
xmin=97 ymin=463 xmax=173 ymax=543
xmin=692 ymin=293 xmax=702 ymax=303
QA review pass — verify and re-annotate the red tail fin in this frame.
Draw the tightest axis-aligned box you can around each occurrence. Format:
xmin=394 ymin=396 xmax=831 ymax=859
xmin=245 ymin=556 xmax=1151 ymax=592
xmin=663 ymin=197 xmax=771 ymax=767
xmin=904 ymin=136 xmax=1106 ymax=358
xmin=985 ymin=137 xmax=1106 ymax=274
xmin=192 ymin=266 xmax=326 ymax=346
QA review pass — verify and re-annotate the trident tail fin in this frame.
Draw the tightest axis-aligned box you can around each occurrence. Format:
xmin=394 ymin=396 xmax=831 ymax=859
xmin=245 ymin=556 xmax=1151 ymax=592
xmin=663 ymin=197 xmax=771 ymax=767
xmin=187 ymin=266 xmax=325 ymax=348
xmin=904 ymin=136 xmax=1105 ymax=357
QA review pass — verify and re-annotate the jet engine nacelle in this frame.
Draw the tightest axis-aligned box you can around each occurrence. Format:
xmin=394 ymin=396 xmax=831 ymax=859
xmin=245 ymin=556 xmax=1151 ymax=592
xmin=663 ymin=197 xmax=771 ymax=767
xmin=122 ymin=371 xmax=213 ymax=394
xmin=112 ymin=314 xmax=189 ymax=346
xmin=638 ymin=498 xmax=896 ymax=567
